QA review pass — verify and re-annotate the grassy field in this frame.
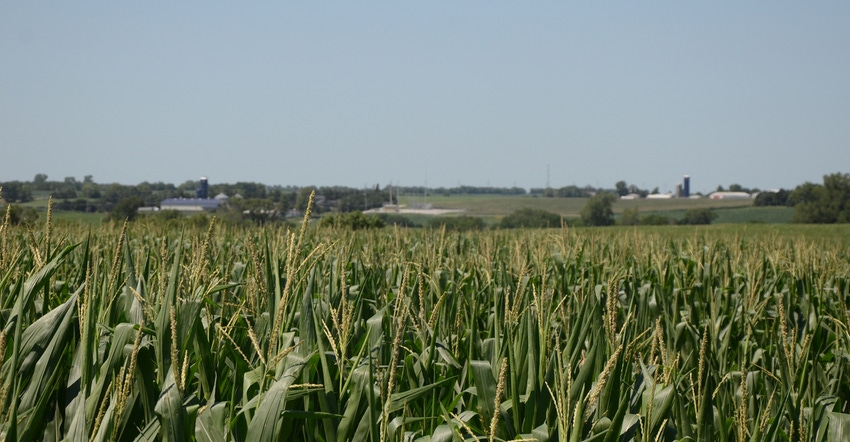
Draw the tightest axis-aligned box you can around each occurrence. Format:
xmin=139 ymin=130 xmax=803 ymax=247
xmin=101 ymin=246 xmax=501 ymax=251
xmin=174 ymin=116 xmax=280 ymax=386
xmin=52 ymin=211 xmax=105 ymax=226
xmin=19 ymin=191 xmax=788 ymax=226
xmin=398 ymin=194 xmax=755 ymax=218
xmin=710 ymin=206 xmax=795 ymax=224
xmin=1 ymin=204 xmax=849 ymax=441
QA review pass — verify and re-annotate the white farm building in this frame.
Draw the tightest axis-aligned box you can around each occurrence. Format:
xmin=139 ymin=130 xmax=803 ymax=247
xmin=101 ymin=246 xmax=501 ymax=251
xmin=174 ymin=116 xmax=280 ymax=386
xmin=160 ymin=198 xmax=222 ymax=212
xmin=708 ymin=192 xmax=752 ymax=200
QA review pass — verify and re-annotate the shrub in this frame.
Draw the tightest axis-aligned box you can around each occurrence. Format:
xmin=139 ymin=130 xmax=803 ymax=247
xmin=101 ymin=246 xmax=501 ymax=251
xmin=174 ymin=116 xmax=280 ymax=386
xmin=678 ymin=208 xmax=718 ymax=225
xmin=790 ymin=173 xmax=850 ymax=223
xmin=107 ymin=196 xmax=144 ymax=222
xmin=580 ymin=192 xmax=617 ymax=226
xmin=426 ymin=215 xmax=486 ymax=231
xmin=320 ymin=211 xmax=385 ymax=229
xmin=754 ymin=189 xmax=791 ymax=207
xmin=640 ymin=214 xmax=671 ymax=225
xmin=4 ymin=204 xmax=39 ymax=226
xmin=498 ymin=208 xmax=562 ymax=229
xmin=376 ymin=213 xmax=419 ymax=227
xmin=619 ymin=208 xmax=640 ymax=226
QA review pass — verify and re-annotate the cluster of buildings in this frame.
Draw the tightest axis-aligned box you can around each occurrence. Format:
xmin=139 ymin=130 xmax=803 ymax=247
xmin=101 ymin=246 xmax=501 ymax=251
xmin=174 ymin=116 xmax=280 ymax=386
xmin=141 ymin=177 xmax=233 ymax=214
xmin=146 ymin=175 xmax=757 ymax=216
xmin=621 ymin=175 xmax=756 ymax=200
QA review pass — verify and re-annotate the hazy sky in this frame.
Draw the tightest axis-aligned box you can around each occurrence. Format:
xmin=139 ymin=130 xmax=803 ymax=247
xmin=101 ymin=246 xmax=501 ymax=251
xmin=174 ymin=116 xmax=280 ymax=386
xmin=2 ymin=2 xmax=848 ymax=194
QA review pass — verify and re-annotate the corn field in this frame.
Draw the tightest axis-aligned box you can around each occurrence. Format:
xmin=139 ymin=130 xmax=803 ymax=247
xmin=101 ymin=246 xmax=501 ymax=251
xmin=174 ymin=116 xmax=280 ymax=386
xmin=1 ymin=206 xmax=850 ymax=441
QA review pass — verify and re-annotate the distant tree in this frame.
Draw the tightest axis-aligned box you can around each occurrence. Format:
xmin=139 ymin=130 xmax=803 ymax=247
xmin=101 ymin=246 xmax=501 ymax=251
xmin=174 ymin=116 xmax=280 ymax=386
xmin=580 ymin=192 xmax=617 ymax=226
xmin=177 ymin=180 xmax=199 ymax=197
xmin=640 ymin=214 xmax=671 ymax=225
xmin=228 ymin=198 xmax=282 ymax=225
xmin=108 ymin=196 xmax=144 ymax=222
xmin=498 ymin=208 xmax=562 ymax=229
xmin=320 ymin=211 xmax=385 ymax=230
xmin=295 ymin=188 xmax=317 ymax=212
xmin=4 ymin=204 xmax=39 ymax=226
xmin=234 ymin=182 xmax=267 ymax=199
xmin=791 ymin=173 xmax=850 ymax=223
xmin=615 ymin=181 xmax=629 ymax=197
xmin=678 ymin=208 xmax=718 ymax=225
xmin=0 ymin=181 xmax=33 ymax=203
xmin=556 ymin=186 xmax=589 ymax=198
xmin=754 ymin=189 xmax=791 ymax=207
xmin=613 ymin=181 xmax=648 ymax=197
xmin=628 ymin=184 xmax=649 ymax=197
xmin=277 ymin=191 xmax=297 ymax=212
xmin=426 ymin=215 xmax=486 ymax=231
xmin=619 ymin=207 xmax=640 ymax=226
xmin=102 ymin=183 xmax=136 ymax=204
xmin=53 ymin=188 xmax=77 ymax=199
xmin=376 ymin=213 xmax=418 ymax=227
xmin=82 ymin=182 xmax=101 ymax=199
xmin=56 ymin=198 xmax=94 ymax=212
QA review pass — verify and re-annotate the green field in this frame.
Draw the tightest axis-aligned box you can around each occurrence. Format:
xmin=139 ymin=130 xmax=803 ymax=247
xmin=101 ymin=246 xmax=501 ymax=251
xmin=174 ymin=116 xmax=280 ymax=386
xmin=399 ymin=194 xmax=755 ymax=218
xmin=18 ymin=190 xmax=794 ymax=227
xmin=1 ymin=206 xmax=849 ymax=441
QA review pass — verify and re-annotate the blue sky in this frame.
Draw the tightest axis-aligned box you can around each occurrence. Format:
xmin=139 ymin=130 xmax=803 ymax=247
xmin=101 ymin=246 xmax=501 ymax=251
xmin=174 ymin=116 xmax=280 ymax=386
xmin=1 ymin=2 xmax=848 ymax=194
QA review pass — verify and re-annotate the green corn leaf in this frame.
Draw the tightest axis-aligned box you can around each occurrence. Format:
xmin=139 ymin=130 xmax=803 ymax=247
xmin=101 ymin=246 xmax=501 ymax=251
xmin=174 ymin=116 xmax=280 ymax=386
xmin=154 ymin=370 xmax=185 ymax=442
xmin=195 ymin=402 xmax=227 ymax=442
xmin=245 ymin=355 xmax=307 ymax=442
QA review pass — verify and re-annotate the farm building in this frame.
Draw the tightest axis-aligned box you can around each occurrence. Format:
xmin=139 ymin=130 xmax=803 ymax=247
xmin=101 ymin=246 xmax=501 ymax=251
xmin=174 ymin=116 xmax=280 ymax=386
xmin=160 ymin=198 xmax=222 ymax=212
xmin=708 ymin=192 xmax=752 ymax=200
xmin=646 ymin=193 xmax=674 ymax=199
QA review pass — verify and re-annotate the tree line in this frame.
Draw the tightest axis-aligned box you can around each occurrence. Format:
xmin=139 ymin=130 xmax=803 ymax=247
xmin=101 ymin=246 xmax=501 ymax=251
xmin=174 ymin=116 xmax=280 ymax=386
xmin=754 ymin=172 xmax=850 ymax=223
xmin=3 ymin=172 xmax=850 ymax=226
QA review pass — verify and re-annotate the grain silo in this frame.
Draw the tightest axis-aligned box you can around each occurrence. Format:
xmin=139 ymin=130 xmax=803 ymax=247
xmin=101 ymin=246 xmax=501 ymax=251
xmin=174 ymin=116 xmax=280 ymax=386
xmin=683 ymin=175 xmax=690 ymax=198
xmin=196 ymin=176 xmax=209 ymax=199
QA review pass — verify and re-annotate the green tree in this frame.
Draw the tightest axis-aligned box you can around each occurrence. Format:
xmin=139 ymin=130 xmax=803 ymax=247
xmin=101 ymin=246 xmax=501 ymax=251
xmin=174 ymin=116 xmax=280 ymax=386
xmin=0 ymin=181 xmax=33 ymax=203
xmin=320 ymin=211 xmax=385 ymax=230
xmin=754 ymin=189 xmax=791 ymax=207
xmin=615 ymin=181 xmax=629 ymax=197
xmin=580 ymin=192 xmax=617 ymax=226
xmin=498 ymin=208 xmax=562 ymax=229
xmin=619 ymin=207 xmax=640 ymax=226
xmin=4 ymin=204 xmax=39 ymax=226
xmin=640 ymin=214 xmax=671 ymax=225
xmin=296 ymin=187 xmax=316 ymax=212
xmin=33 ymin=173 xmax=49 ymax=190
xmin=375 ymin=213 xmax=418 ymax=227
xmin=228 ymin=198 xmax=282 ymax=225
xmin=791 ymin=173 xmax=850 ymax=223
xmin=426 ymin=215 xmax=486 ymax=231
xmin=108 ymin=196 xmax=144 ymax=222
xmin=678 ymin=208 xmax=718 ymax=225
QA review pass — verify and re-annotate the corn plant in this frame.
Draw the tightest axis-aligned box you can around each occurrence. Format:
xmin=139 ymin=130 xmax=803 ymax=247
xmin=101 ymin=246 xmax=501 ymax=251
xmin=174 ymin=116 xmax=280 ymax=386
xmin=1 ymin=200 xmax=849 ymax=441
